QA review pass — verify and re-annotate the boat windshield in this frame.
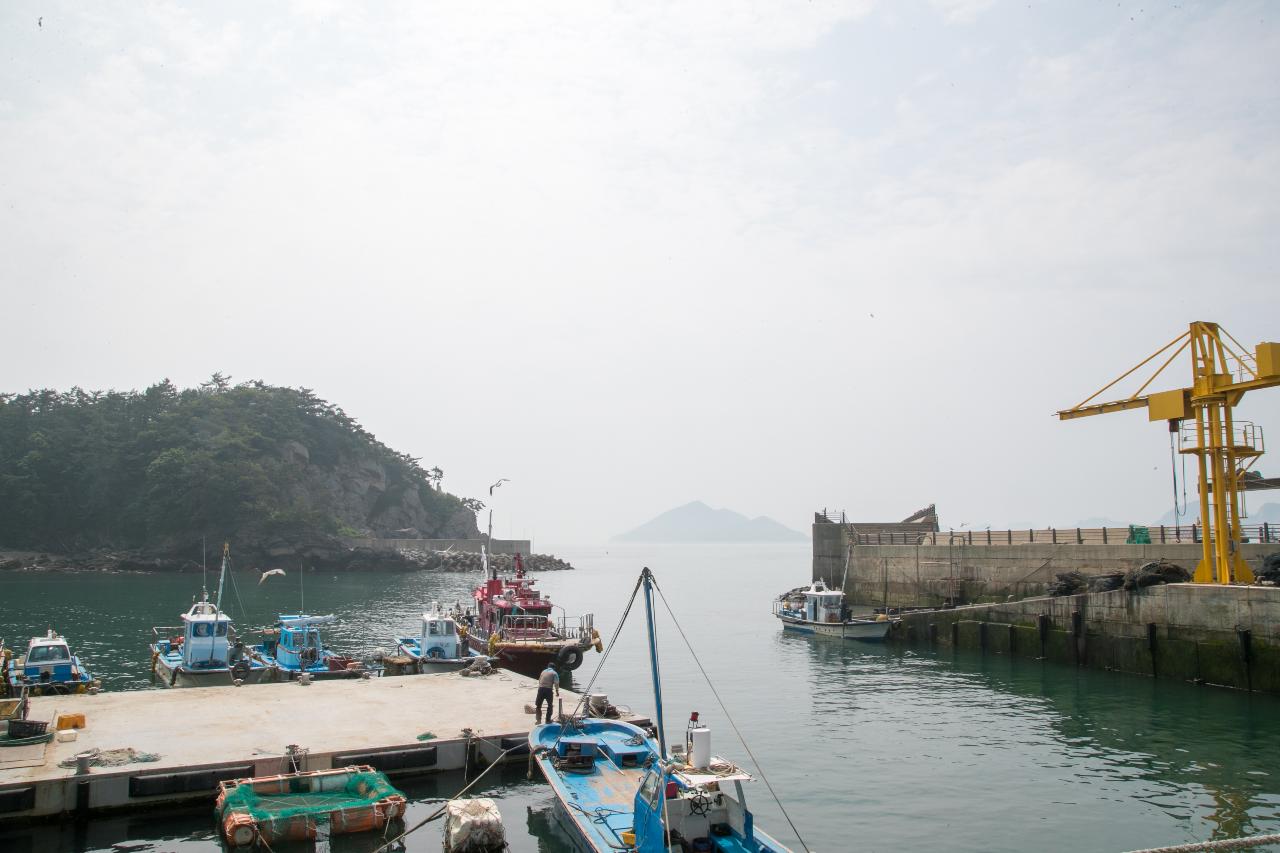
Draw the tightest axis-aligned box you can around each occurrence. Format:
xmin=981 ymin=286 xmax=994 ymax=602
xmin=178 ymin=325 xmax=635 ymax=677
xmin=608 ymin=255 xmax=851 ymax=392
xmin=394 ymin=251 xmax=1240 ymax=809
xmin=27 ymin=644 xmax=69 ymax=663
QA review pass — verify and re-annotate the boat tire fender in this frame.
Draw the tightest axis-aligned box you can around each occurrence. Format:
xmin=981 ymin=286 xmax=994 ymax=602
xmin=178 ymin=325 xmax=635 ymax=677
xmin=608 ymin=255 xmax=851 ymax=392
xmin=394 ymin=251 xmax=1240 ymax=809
xmin=426 ymin=646 xmax=445 ymax=659
xmin=556 ymin=647 xmax=584 ymax=670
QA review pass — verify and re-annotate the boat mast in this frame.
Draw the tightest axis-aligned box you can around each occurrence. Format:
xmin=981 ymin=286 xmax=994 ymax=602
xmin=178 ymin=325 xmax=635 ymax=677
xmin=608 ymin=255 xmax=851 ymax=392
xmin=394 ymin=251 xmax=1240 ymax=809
xmin=640 ymin=567 xmax=667 ymax=758
xmin=215 ymin=542 xmax=229 ymax=612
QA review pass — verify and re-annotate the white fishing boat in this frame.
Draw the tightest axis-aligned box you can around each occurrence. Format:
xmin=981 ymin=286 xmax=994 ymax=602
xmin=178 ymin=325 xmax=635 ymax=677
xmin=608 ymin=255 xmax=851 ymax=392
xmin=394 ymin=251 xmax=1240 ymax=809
xmin=3 ymin=630 xmax=98 ymax=697
xmin=150 ymin=544 xmax=276 ymax=688
xmin=529 ymin=568 xmax=799 ymax=853
xmin=772 ymin=580 xmax=894 ymax=640
xmin=394 ymin=602 xmax=482 ymax=673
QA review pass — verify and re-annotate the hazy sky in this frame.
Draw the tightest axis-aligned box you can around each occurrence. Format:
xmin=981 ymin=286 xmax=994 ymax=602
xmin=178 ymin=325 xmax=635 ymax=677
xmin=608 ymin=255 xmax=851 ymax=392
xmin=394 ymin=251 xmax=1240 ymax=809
xmin=2 ymin=1 xmax=1277 ymax=544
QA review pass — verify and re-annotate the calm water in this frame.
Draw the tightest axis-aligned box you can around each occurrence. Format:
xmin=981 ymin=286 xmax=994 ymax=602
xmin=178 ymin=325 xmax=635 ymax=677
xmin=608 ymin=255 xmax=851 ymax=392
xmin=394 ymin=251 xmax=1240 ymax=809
xmin=2 ymin=543 xmax=1279 ymax=853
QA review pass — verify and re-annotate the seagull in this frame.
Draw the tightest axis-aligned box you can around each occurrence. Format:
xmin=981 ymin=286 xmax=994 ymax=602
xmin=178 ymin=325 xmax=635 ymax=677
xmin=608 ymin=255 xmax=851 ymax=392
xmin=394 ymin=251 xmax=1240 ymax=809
xmin=258 ymin=568 xmax=287 ymax=585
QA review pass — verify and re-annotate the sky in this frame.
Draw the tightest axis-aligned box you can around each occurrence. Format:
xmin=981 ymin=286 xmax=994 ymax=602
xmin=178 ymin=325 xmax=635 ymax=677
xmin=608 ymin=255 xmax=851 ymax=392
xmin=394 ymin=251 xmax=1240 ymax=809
xmin=1 ymin=1 xmax=1277 ymax=544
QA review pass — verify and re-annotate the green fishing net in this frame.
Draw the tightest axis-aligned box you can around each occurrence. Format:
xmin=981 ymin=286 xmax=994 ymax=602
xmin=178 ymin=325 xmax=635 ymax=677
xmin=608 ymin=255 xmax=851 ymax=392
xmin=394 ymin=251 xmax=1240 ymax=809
xmin=218 ymin=769 xmax=403 ymax=822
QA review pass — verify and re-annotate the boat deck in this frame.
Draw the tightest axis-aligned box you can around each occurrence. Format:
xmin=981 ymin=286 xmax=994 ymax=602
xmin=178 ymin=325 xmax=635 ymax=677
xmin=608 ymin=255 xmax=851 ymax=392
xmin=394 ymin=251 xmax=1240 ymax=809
xmin=0 ymin=670 xmax=647 ymax=821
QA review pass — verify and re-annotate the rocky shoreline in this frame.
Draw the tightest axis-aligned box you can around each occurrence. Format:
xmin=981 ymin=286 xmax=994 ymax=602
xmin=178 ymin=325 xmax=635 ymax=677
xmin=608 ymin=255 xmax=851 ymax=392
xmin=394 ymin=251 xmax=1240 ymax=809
xmin=0 ymin=545 xmax=575 ymax=574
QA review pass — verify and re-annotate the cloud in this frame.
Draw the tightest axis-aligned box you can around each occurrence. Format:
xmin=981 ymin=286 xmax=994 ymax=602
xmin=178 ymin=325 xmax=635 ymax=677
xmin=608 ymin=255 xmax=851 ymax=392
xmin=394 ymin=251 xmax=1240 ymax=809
xmin=930 ymin=0 xmax=998 ymax=25
xmin=0 ymin=2 xmax=1276 ymax=539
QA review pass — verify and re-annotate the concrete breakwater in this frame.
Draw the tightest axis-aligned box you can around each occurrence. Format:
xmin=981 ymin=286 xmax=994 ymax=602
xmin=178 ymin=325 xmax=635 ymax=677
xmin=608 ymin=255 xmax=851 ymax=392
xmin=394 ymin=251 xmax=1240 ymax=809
xmin=391 ymin=549 xmax=574 ymax=573
xmin=890 ymin=583 xmax=1280 ymax=694
xmin=813 ymin=520 xmax=1280 ymax=607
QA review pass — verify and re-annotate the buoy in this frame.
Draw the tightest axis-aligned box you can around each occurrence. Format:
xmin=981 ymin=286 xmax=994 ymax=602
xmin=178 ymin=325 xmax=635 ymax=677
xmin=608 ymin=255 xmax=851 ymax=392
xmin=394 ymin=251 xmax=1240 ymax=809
xmin=223 ymin=812 xmax=258 ymax=847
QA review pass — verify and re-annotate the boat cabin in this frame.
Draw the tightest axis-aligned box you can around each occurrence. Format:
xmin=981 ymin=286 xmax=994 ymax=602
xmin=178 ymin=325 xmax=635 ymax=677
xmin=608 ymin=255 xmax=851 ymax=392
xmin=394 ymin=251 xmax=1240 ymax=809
xmin=801 ymin=582 xmax=845 ymax=623
xmin=473 ymin=576 xmax=556 ymax=638
xmin=420 ymin=606 xmax=463 ymax=659
xmin=267 ymin=615 xmax=334 ymax=669
xmin=179 ymin=600 xmax=234 ymax=670
xmin=21 ymin=632 xmax=75 ymax=682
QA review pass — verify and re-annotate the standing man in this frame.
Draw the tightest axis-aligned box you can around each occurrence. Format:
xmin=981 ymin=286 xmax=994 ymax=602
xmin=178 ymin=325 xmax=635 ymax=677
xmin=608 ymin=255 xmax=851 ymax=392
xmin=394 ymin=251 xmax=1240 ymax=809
xmin=535 ymin=662 xmax=559 ymax=724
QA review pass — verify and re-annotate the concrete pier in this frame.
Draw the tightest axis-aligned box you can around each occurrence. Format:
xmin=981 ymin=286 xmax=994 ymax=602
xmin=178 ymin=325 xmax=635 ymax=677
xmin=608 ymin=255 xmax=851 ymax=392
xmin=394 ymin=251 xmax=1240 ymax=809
xmin=0 ymin=670 xmax=645 ymax=823
xmin=890 ymin=582 xmax=1280 ymax=694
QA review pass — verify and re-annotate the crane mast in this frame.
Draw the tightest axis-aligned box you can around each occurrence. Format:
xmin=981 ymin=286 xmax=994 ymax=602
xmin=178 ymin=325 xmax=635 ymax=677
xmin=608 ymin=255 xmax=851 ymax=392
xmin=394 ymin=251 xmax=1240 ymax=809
xmin=1057 ymin=321 xmax=1280 ymax=585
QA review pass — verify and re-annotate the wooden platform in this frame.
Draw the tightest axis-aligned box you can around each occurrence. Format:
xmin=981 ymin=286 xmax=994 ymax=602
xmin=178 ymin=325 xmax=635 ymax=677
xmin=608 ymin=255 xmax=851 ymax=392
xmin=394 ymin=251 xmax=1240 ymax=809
xmin=0 ymin=670 xmax=642 ymax=821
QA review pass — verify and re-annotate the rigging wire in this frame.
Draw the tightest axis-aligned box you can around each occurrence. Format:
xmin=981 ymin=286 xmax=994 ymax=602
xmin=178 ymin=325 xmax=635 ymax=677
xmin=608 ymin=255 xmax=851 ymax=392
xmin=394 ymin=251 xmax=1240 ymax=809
xmin=224 ymin=554 xmax=250 ymax=623
xmin=648 ymin=575 xmax=812 ymax=853
xmin=563 ymin=572 xmax=645 ymax=721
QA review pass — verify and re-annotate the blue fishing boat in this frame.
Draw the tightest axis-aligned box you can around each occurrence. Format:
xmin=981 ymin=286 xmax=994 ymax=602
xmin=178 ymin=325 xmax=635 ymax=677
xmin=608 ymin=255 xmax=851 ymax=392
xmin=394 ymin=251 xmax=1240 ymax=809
xmin=255 ymin=614 xmax=371 ymax=680
xmin=3 ymin=630 xmax=98 ymax=697
xmin=394 ymin=602 xmax=481 ymax=673
xmin=529 ymin=568 xmax=797 ymax=853
xmin=150 ymin=544 xmax=277 ymax=688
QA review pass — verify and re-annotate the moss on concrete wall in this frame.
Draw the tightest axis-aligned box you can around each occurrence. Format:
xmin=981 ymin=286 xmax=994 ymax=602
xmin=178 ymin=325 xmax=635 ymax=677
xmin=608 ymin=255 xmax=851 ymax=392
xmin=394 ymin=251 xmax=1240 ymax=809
xmin=891 ymin=584 xmax=1280 ymax=695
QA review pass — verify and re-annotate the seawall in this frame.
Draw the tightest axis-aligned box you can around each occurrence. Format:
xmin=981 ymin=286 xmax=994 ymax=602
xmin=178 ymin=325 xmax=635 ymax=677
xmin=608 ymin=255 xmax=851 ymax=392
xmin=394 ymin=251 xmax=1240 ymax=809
xmin=889 ymin=583 xmax=1280 ymax=694
xmin=813 ymin=522 xmax=1280 ymax=607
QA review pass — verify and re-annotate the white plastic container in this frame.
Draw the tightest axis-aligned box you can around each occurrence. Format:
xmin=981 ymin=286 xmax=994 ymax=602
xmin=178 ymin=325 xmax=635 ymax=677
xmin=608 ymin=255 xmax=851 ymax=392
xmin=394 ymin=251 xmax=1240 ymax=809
xmin=688 ymin=727 xmax=711 ymax=769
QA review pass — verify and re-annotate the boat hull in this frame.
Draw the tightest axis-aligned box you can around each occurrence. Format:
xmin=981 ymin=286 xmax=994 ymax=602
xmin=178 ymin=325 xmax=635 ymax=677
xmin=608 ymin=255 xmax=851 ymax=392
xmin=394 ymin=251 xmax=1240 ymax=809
xmin=776 ymin=614 xmax=893 ymax=640
xmin=464 ymin=635 xmax=594 ymax=675
xmin=6 ymin=674 xmax=95 ymax=698
xmin=531 ymin=719 xmax=792 ymax=853
xmin=152 ymin=655 xmax=275 ymax=689
xmin=392 ymin=639 xmax=478 ymax=674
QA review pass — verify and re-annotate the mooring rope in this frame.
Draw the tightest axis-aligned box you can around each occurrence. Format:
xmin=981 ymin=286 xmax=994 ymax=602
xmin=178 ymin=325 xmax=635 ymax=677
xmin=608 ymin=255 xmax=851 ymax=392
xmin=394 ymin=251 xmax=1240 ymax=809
xmin=369 ymin=742 xmax=525 ymax=853
xmin=650 ymin=574 xmax=812 ymax=853
xmin=1124 ymin=834 xmax=1280 ymax=853
xmin=563 ymin=571 xmax=645 ymax=721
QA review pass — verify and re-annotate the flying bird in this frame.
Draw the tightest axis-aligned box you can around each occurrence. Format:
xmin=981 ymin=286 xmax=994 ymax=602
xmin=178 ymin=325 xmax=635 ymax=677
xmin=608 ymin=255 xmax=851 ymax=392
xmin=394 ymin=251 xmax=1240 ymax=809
xmin=258 ymin=568 xmax=287 ymax=585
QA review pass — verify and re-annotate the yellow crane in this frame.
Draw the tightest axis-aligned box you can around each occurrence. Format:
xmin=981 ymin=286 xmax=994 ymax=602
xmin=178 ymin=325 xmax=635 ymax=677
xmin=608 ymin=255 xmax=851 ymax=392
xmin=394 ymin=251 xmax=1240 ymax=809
xmin=1057 ymin=321 xmax=1280 ymax=584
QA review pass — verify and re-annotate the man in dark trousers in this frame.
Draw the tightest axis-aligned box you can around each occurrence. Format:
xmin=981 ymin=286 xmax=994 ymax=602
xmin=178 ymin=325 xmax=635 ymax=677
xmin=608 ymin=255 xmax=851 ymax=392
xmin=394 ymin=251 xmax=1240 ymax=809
xmin=535 ymin=662 xmax=559 ymax=724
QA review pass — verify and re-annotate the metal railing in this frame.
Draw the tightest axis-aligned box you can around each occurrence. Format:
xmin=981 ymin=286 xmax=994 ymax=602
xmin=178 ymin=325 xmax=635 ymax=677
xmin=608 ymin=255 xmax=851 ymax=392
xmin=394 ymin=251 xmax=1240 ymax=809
xmin=855 ymin=524 xmax=1280 ymax=546
xmin=557 ymin=614 xmax=595 ymax=643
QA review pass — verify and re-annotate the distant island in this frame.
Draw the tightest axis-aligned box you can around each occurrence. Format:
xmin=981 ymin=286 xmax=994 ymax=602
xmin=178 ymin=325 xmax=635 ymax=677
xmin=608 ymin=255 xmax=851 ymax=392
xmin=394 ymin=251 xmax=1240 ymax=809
xmin=613 ymin=501 xmax=808 ymax=543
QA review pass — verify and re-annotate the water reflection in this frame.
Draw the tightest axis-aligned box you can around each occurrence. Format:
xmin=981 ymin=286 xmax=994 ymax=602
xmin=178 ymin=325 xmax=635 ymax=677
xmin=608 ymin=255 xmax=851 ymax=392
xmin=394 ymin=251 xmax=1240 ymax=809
xmin=785 ymin=630 xmax=1280 ymax=845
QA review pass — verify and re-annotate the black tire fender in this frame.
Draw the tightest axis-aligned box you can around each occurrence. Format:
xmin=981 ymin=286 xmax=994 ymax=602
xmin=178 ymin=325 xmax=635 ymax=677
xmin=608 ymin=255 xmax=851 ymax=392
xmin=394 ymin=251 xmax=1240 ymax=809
xmin=556 ymin=647 xmax=584 ymax=670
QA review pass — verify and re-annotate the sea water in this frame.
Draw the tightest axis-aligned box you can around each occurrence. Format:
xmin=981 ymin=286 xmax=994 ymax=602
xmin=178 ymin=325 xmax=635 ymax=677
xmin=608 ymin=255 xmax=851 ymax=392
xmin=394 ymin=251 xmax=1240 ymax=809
xmin=1 ymin=542 xmax=1278 ymax=852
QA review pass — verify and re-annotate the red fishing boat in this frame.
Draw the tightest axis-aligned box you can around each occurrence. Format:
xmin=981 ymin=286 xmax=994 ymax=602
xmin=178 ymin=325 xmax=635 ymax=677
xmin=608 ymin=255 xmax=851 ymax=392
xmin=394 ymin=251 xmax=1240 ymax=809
xmin=457 ymin=551 xmax=602 ymax=674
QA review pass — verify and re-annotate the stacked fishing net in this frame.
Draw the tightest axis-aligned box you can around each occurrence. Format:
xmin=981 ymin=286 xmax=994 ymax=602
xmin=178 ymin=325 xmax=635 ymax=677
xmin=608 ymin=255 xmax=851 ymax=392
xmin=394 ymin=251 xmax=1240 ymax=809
xmin=217 ymin=767 xmax=406 ymax=846
xmin=443 ymin=798 xmax=506 ymax=852
xmin=1047 ymin=561 xmax=1190 ymax=597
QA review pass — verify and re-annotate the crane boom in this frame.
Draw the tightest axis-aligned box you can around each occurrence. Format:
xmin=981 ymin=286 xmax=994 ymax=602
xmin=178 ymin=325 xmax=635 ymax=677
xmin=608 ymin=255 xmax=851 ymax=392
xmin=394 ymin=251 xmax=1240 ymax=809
xmin=1057 ymin=322 xmax=1280 ymax=585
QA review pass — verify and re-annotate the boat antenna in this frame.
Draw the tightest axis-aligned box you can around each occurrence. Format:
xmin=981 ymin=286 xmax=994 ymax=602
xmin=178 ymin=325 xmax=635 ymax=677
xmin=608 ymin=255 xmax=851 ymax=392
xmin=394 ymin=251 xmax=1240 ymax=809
xmin=215 ymin=542 xmax=229 ymax=612
xmin=201 ymin=536 xmax=208 ymax=599
xmin=300 ymin=558 xmax=305 ymax=614
xmin=640 ymin=567 xmax=668 ymax=758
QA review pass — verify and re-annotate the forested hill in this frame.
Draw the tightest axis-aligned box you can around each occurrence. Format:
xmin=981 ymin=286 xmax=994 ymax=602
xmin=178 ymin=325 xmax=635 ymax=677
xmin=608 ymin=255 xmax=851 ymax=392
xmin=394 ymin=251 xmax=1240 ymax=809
xmin=0 ymin=377 xmax=480 ymax=560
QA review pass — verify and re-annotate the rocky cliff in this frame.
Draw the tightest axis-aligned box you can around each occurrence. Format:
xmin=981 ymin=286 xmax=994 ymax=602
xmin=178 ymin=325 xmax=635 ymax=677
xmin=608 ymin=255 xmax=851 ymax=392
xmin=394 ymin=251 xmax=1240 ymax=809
xmin=0 ymin=379 xmax=482 ymax=565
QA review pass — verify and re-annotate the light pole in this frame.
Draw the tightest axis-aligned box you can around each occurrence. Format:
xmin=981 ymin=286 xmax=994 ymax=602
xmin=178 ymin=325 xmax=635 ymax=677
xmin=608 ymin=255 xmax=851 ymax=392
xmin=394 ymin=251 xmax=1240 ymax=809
xmin=486 ymin=479 xmax=509 ymax=546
